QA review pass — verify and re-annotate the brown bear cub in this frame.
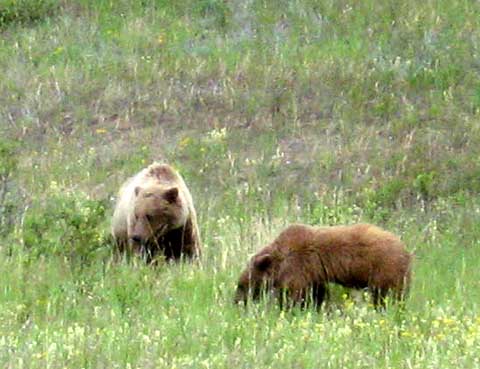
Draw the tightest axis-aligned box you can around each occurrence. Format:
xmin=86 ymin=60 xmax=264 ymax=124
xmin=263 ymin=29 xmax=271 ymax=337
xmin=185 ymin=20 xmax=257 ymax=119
xmin=235 ymin=223 xmax=412 ymax=309
xmin=111 ymin=163 xmax=201 ymax=263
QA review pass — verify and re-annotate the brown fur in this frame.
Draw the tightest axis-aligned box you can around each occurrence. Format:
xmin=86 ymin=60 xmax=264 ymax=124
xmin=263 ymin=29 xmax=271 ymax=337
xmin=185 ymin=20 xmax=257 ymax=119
xmin=111 ymin=163 xmax=201 ymax=262
xmin=235 ymin=223 xmax=412 ymax=309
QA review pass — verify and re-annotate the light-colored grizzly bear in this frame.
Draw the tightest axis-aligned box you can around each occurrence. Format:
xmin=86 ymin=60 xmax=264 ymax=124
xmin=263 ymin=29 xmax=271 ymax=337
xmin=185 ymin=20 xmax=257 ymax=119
xmin=235 ymin=223 xmax=412 ymax=309
xmin=111 ymin=163 xmax=201 ymax=262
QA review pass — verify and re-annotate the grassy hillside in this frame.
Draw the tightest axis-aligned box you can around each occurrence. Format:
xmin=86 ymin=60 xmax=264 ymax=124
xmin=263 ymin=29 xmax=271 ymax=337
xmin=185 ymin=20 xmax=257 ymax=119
xmin=1 ymin=1 xmax=480 ymax=368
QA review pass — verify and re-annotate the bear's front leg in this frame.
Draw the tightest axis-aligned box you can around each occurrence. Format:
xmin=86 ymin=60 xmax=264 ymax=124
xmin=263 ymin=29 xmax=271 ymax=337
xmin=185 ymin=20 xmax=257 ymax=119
xmin=312 ymin=283 xmax=328 ymax=310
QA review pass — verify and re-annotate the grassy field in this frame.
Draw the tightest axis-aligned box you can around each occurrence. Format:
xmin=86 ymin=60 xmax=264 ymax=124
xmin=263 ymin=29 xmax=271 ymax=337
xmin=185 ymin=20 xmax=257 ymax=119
xmin=1 ymin=0 xmax=480 ymax=367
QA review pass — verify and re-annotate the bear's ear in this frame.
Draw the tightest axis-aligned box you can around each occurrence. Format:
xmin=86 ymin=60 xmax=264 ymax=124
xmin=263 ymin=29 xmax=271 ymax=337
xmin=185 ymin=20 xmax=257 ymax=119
xmin=163 ymin=187 xmax=179 ymax=203
xmin=134 ymin=186 xmax=142 ymax=196
xmin=253 ymin=254 xmax=273 ymax=271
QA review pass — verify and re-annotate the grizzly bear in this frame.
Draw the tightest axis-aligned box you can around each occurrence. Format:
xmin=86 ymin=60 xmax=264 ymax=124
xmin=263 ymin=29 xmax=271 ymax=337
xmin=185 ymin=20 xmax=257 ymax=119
xmin=235 ymin=223 xmax=412 ymax=309
xmin=111 ymin=163 xmax=201 ymax=262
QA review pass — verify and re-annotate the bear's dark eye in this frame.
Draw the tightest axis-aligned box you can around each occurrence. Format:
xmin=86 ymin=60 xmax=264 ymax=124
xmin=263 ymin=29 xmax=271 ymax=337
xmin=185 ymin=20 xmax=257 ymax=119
xmin=146 ymin=214 xmax=153 ymax=223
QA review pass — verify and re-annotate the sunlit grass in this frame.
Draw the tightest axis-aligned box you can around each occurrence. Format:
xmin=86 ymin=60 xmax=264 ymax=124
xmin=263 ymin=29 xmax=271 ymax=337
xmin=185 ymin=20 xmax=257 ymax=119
xmin=1 ymin=221 xmax=480 ymax=368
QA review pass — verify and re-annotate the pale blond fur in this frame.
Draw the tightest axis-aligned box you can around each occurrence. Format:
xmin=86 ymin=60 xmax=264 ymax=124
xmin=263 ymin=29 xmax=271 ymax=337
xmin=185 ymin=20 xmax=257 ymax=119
xmin=111 ymin=162 xmax=201 ymax=260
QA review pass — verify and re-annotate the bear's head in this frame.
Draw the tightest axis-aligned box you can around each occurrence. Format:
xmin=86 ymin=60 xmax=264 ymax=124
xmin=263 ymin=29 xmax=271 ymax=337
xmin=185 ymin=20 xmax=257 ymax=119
xmin=129 ymin=185 xmax=188 ymax=250
xmin=234 ymin=250 xmax=284 ymax=305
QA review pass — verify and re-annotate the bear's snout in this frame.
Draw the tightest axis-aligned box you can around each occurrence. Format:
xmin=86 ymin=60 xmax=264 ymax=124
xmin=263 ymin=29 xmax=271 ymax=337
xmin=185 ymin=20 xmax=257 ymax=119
xmin=233 ymin=289 xmax=247 ymax=305
xmin=131 ymin=235 xmax=143 ymax=244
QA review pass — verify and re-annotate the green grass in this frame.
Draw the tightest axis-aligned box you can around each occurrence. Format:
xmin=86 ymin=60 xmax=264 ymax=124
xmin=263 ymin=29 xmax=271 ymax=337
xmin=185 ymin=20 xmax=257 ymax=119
xmin=1 ymin=0 xmax=480 ymax=368
xmin=1 ymin=215 xmax=480 ymax=368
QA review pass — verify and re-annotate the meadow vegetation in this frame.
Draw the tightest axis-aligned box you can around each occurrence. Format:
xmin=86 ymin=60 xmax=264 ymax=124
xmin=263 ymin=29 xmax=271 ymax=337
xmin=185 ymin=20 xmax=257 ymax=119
xmin=1 ymin=0 xmax=480 ymax=367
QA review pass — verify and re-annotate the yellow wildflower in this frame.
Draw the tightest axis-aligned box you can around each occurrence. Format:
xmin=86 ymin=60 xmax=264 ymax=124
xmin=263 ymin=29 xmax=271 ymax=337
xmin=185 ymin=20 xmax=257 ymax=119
xmin=179 ymin=136 xmax=192 ymax=148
